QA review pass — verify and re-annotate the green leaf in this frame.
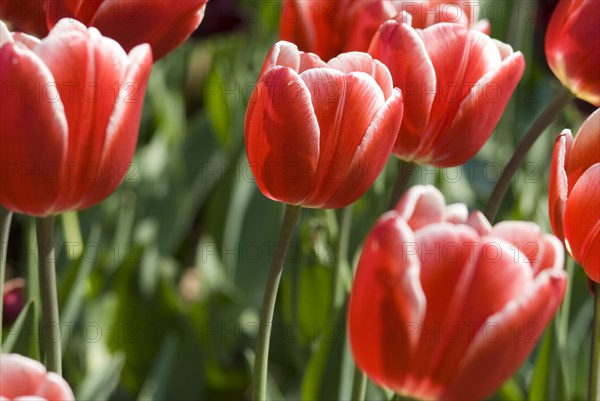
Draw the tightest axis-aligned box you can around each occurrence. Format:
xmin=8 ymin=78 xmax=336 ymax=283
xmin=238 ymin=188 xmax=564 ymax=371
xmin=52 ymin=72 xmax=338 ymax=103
xmin=498 ymin=378 xmax=526 ymax=401
xmin=301 ymin=304 xmax=347 ymax=401
xmin=60 ymin=225 xmax=102 ymax=352
xmin=76 ymin=351 xmax=126 ymax=401
xmin=138 ymin=332 xmax=179 ymax=401
xmin=528 ymin=327 xmax=555 ymax=400
xmin=2 ymin=300 xmax=39 ymax=359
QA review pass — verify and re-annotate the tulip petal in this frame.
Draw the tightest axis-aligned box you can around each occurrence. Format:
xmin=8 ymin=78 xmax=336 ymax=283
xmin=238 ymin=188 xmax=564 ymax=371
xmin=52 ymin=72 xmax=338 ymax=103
xmin=300 ymin=69 xmax=385 ymax=207
xmin=90 ymin=0 xmax=207 ymax=60
xmin=427 ymin=238 xmax=533 ymax=391
xmin=325 ymin=88 xmax=402 ymax=208
xmin=244 ymin=66 xmax=319 ymax=205
xmin=566 ymin=108 xmax=600 ymax=192
xmin=428 ymin=51 xmax=525 ymax=166
xmin=0 ymin=353 xmax=46 ymax=399
xmin=0 ymin=354 xmax=76 ymax=401
xmin=413 ymin=25 xmax=504 ymax=164
xmin=564 ymin=163 xmax=600 ymax=282
xmin=444 ymin=203 xmax=469 ymax=224
xmin=349 ymin=213 xmax=426 ymax=391
xmin=279 ymin=1 xmax=320 ymax=58
xmin=463 ymin=238 xmax=534 ymax=323
xmin=394 ymin=185 xmax=446 ymax=229
xmin=549 ymin=130 xmax=574 ymax=240
xmin=0 ymin=21 xmax=12 ymax=46
xmin=260 ymin=41 xmax=301 ymax=76
xmin=78 ymin=43 xmax=152 ymax=209
xmin=490 ymin=221 xmax=545 ymax=273
xmin=443 ymin=267 xmax=566 ymax=400
xmin=35 ymin=20 xmax=132 ymax=211
xmin=368 ymin=20 xmax=435 ymax=158
xmin=545 ymin=0 xmax=600 ymax=106
xmin=0 ymin=42 xmax=67 ymax=216
xmin=37 ymin=372 xmax=76 ymax=401
xmin=466 ymin=210 xmax=493 ymax=236
xmin=298 ymin=51 xmax=327 ymax=72
xmin=406 ymin=223 xmax=480 ymax=399
xmin=326 ymin=52 xmax=394 ymax=98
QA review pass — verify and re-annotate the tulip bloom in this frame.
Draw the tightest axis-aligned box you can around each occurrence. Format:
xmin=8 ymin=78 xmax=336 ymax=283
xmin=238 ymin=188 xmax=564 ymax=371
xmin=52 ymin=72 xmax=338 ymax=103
xmin=349 ymin=185 xmax=567 ymax=400
xmin=245 ymin=41 xmax=403 ymax=208
xmin=549 ymin=109 xmax=600 ymax=282
xmin=369 ymin=20 xmax=525 ymax=166
xmin=545 ymin=0 xmax=600 ymax=106
xmin=2 ymin=278 xmax=25 ymax=325
xmin=0 ymin=0 xmax=208 ymax=60
xmin=0 ymin=353 xmax=75 ymax=400
xmin=279 ymin=0 xmax=489 ymax=61
xmin=0 ymin=19 xmax=152 ymax=216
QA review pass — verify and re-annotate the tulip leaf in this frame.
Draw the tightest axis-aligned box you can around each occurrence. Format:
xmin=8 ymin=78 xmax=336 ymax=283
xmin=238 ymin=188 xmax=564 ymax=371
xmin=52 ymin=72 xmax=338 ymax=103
xmin=76 ymin=351 xmax=126 ymax=401
xmin=137 ymin=332 xmax=179 ymax=401
xmin=301 ymin=303 xmax=347 ymax=401
xmin=498 ymin=378 xmax=526 ymax=401
xmin=60 ymin=224 xmax=102 ymax=352
xmin=205 ymin=65 xmax=232 ymax=151
xmin=2 ymin=300 xmax=38 ymax=358
xmin=528 ymin=326 xmax=556 ymax=400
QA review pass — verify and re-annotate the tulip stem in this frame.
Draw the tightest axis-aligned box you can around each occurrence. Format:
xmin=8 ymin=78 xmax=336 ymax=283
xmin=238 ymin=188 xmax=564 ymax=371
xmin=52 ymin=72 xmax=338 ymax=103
xmin=36 ymin=216 xmax=62 ymax=375
xmin=0 ymin=206 xmax=13 ymax=335
xmin=332 ymin=205 xmax=353 ymax=313
xmin=484 ymin=86 xmax=574 ymax=222
xmin=351 ymin=366 xmax=367 ymax=400
xmin=388 ymin=161 xmax=416 ymax=210
xmin=252 ymin=204 xmax=302 ymax=401
xmin=590 ymin=283 xmax=600 ymax=401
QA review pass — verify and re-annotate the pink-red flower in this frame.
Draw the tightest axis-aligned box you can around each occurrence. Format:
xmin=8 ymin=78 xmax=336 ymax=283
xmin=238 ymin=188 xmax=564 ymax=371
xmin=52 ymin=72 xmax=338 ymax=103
xmin=244 ymin=41 xmax=403 ymax=208
xmin=0 ymin=353 xmax=75 ymax=400
xmin=279 ymin=0 xmax=489 ymax=61
xmin=0 ymin=0 xmax=208 ymax=60
xmin=369 ymin=20 xmax=524 ymax=166
xmin=0 ymin=18 xmax=152 ymax=216
xmin=549 ymin=108 xmax=600 ymax=282
xmin=545 ymin=0 xmax=600 ymax=106
xmin=349 ymin=185 xmax=567 ymax=400
xmin=2 ymin=278 xmax=25 ymax=326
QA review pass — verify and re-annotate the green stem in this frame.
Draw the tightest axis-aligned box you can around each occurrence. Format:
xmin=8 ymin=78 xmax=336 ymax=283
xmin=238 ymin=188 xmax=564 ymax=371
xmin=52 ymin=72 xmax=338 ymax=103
xmin=484 ymin=87 xmax=574 ymax=222
xmin=351 ymin=366 xmax=367 ymax=401
xmin=332 ymin=206 xmax=353 ymax=312
xmin=590 ymin=283 xmax=600 ymax=401
xmin=252 ymin=204 xmax=302 ymax=401
xmin=0 ymin=207 xmax=13 ymax=335
xmin=388 ymin=161 xmax=416 ymax=210
xmin=36 ymin=216 xmax=61 ymax=375
xmin=557 ymin=258 xmax=574 ymax=398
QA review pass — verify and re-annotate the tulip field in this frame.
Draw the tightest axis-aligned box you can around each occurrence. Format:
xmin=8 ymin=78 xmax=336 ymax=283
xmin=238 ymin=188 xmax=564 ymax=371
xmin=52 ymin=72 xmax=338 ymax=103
xmin=0 ymin=1 xmax=599 ymax=400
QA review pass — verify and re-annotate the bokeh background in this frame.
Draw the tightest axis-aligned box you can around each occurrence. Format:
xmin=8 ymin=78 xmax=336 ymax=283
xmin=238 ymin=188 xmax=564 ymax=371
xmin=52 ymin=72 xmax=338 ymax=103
xmin=2 ymin=0 xmax=596 ymax=399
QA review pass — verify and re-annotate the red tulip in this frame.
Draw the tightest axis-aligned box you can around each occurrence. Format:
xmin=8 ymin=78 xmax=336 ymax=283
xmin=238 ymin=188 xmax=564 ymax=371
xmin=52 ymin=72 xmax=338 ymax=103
xmin=545 ymin=0 xmax=600 ymax=106
xmin=0 ymin=0 xmax=208 ymax=60
xmin=244 ymin=41 xmax=403 ymax=208
xmin=349 ymin=185 xmax=567 ymax=400
xmin=0 ymin=353 xmax=75 ymax=400
xmin=279 ymin=0 xmax=489 ymax=61
xmin=549 ymin=108 xmax=600 ymax=282
xmin=2 ymin=278 xmax=25 ymax=326
xmin=369 ymin=20 xmax=525 ymax=166
xmin=0 ymin=19 xmax=152 ymax=216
